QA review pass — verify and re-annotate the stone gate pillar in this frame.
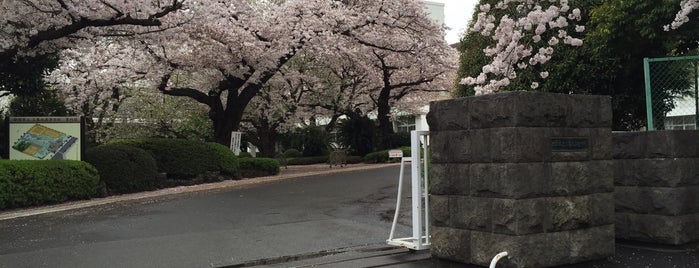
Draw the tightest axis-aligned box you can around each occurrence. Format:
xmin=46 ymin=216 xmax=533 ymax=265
xmin=427 ymin=92 xmax=615 ymax=267
xmin=614 ymin=131 xmax=699 ymax=245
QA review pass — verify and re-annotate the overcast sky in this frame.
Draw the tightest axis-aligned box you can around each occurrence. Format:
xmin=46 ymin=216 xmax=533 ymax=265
xmin=430 ymin=0 xmax=479 ymax=44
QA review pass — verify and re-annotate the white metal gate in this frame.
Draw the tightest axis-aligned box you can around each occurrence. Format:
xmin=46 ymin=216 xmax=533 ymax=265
xmin=387 ymin=130 xmax=430 ymax=250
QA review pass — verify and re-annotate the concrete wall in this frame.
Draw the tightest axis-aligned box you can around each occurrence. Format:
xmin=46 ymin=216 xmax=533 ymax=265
xmin=427 ymin=92 xmax=615 ymax=267
xmin=613 ymin=131 xmax=699 ymax=245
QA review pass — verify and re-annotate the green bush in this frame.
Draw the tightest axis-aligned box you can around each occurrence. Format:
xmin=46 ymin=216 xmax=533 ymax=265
xmin=0 ymin=160 xmax=100 ymax=209
xmin=346 ymin=156 xmax=363 ymax=164
xmin=239 ymin=158 xmax=280 ymax=178
xmin=84 ymin=144 xmax=159 ymax=195
xmin=110 ymin=138 xmax=227 ymax=179
xmin=238 ymin=151 xmax=253 ymax=158
xmin=206 ymin=142 xmax=241 ymax=178
xmin=283 ymin=148 xmax=303 ymax=158
xmin=388 ymin=132 xmax=411 ymax=148
xmin=301 ymin=126 xmax=330 ymax=156
xmin=337 ymin=117 xmax=376 ymax=156
xmin=287 ymin=156 xmax=329 ymax=165
xmin=363 ymin=147 xmax=411 ymax=163
xmin=363 ymin=150 xmax=389 ymax=163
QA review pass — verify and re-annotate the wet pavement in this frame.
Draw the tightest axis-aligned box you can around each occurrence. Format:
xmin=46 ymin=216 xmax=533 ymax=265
xmin=0 ymin=164 xmax=697 ymax=267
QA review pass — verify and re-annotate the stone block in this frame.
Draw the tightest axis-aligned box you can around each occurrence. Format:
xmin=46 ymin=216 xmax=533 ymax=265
xmin=429 ymin=130 xmax=475 ymax=164
xmin=489 ymin=128 xmax=548 ymax=163
xmin=547 ymin=194 xmax=614 ymax=233
xmin=429 ymin=163 xmax=470 ymax=195
xmin=433 ymin=128 xmax=610 ymax=163
xmin=613 ymin=130 xmax=699 ymax=159
xmin=430 ymin=226 xmax=471 ymax=263
xmin=491 ymin=198 xmax=546 ymax=235
xmin=450 ymin=195 xmax=612 ymax=235
xmin=616 ymin=212 xmax=699 ymax=245
xmin=466 ymin=161 xmax=612 ymax=198
xmin=469 ymin=163 xmax=548 ymax=199
xmin=612 ymin=131 xmax=648 ymax=159
xmin=427 ymin=98 xmax=470 ymax=131
xmin=614 ymin=158 xmax=699 ymax=187
xmin=646 ymin=130 xmax=699 ymax=158
xmin=470 ymin=225 xmax=614 ymax=268
xmin=451 ymin=196 xmax=493 ymax=232
xmin=549 ymin=161 xmax=614 ymax=196
xmin=428 ymin=92 xmax=612 ymax=131
xmin=430 ymin=195 xmax=451 ymax=227
xmin=614 ymin=186 xmax=699 ymax=216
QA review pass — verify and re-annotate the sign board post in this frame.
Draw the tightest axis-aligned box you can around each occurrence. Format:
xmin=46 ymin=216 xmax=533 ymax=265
xmin=230 ymin=131 xmax=242 ymax=156
xmin=388 ymin=149 xmax=403 ymax=158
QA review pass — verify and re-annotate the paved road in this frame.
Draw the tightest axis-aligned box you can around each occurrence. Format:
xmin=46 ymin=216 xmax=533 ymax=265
xmin=0 ymin=166 xmax=414 ymax=268
xmin=2 ymin=164 xmax=698 ymax=268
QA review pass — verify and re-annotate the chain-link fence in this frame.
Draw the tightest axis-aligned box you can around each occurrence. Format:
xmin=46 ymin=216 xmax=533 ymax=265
xmin=644 ymin=55 xmax=699 ymax=130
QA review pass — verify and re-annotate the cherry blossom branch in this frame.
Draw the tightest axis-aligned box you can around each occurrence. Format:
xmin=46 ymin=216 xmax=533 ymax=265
xmin=460 ymin=0 xmax=584 ymax=95
xmin=665 ymin=0 xmax=699 ymax=30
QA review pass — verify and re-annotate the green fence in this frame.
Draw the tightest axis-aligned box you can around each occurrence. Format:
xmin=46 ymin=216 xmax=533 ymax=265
xmin=644 ymin=55 xmax=699 ymax=130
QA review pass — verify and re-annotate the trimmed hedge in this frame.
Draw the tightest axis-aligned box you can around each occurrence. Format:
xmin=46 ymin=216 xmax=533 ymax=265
xmin=346 ymin=155 xmax=363 ymax=164
xmin=206 ymin=142 xmax=241 ymax=178
xmin=287 ymin=156 xmax=329 ymax=165
xmin=239 ymin=158 xmax=280 ymax=178
xmin=283 ymin=149 xmax=303 ymax=158
xmin=0 ymin=160 xmax=100 ymax=209
xmin=110 ymin=138 xmax=233 ymax=179
xmin=363 ymin=147 xmax=411 ymax=163
xmin=84 ymin=144 xmax=159 ymax=195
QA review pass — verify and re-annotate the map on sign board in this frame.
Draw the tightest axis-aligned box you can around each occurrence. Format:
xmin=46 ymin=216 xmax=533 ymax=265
xmin=11 ymin=124 xmax=79 ymax=160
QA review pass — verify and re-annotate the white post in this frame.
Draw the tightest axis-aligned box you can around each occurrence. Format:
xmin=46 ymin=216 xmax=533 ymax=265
xmin=386 ymin=130 xmax=430 ymax=250
xmin=410 ymin=130 xmax=422 ymax=249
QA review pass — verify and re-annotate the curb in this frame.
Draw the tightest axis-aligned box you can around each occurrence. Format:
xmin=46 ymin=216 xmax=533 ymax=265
xmin=0 ymin=163 xmax=400 ymax=221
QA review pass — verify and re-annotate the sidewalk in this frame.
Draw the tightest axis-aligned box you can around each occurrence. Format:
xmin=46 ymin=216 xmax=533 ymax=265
xmin=0 ymin=163 xmax=399 ymax=221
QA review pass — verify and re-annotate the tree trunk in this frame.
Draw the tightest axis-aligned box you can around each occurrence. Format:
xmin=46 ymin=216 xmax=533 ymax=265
xmin=375 ymin=87 xmax=394 ymax=150
xmin=256 ymin=128 xmax=278 ymax=158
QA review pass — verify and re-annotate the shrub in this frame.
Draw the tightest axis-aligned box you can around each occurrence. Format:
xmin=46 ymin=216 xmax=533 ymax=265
xmin=301 ymin=126 xmax=330 ymax=157
xmin=286 ymin=156 xmax=329 ymax=165
xmin=84 ymin=144 xmax=159 ymax=195
xmin=238 ymin=151 xmax=253 ymax=158
xmin=363 ymin=147 xmax=411 ymax=163
xmin=206 ymin=142 xmax=240 ymax=178
xmin=346 ymin=156 xmax=363 ymax=164
xmin=283 ymin=148 xmax=303 ymax=158
xmin=363 ymin=150 xmax=389 ymax=163
xmin=388 ymin=132 xmax=411 ymax=148
xmin=239 ymin=158 xmax=280 ymax=178
xmin=110 ymin=138 xmax=223 ymax=179
xmin=0 ymin=160 xmax=99 ymax=209
xmin=337 ymin=117 xmax=376 ymax=156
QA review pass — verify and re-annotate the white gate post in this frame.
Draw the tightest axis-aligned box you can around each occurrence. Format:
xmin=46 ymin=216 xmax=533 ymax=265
xmin=387 ymin=130 xmax=430 ymax=250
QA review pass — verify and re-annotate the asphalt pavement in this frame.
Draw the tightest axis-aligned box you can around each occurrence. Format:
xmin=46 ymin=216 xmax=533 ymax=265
xmin=0 ymin=164 xmax=417 ymax=268
xmin=0 ymin=164 xmax=698 ymax=268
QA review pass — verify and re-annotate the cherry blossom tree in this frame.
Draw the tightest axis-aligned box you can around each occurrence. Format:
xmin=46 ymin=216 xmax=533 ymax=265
xmin=0 ymin=0 xmax=184 ymax=64
xmin=458 ymin=0 xmax=698 ymax=130
xmin=243 ymin=0 xmax=457 ymax=153
xmin=45 ymin=0 xmax=457 ymax=150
